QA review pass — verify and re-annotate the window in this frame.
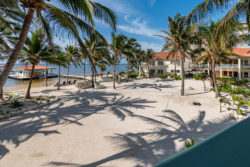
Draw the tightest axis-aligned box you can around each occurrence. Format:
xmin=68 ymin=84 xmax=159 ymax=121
xmin=223 ymin=71 xmax=228 ymax=76
xmin=151 ymin=61 xmax=155 ymax=65
xmin=229 ymin=72 xmax=233 ymax=77
xmin=150 ymin=69 xmax=155 ymax=74
xmin=171 ymin=70 xmax=180 ymax=73
xmin=158 ymin=61 xmax=163 ymax=65
xmin=158 ymin=69 xmax=163 ymax=74
xmin=244 ymin=72 xmax=249 ymax=78
xmin=244 ymin=60 xmax=249 ymax=65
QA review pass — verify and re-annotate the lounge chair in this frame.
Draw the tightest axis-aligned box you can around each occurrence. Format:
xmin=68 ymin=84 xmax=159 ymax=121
xmin=189 ymin=87 xmax=195 ymax=90
xmin=193 ymin=100 xmax=201 ymax=106
xmin=94 ymin=82 xmax=105 ymax=89
xmin=72 ymin=80 xmax=77 ymax=84
xmin=68 ymin=81 xmax=72 ymax=85
xmin=62 ymin=81 xmax=66 ymax=86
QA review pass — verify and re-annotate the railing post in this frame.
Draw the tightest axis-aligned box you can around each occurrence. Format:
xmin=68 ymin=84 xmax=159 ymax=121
xmin=238 ymin=59 xmax=242 ymax=80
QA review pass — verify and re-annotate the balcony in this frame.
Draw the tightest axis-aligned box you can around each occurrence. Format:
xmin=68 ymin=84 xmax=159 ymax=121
xmin=198 ymin=64 xmax=250 ymax=70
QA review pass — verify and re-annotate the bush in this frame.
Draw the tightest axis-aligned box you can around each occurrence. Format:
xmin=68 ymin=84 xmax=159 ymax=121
xmin=119 ymin=71 xmax=126 ymax=77
xmin=9 ymin=100 xmax=24 ymax=108
xmin=128 ymin=73 xmax=137 ymax=79
xmin=175 ymin=75 xmax=181 ymax=80
xmin=170 ymin=73 xmax=177 ymax=79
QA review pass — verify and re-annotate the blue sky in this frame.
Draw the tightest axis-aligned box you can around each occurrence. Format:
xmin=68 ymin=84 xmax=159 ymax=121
xmin=94 ymin=0 xmax=205 ymax=52
xmin=55 ymin=0 xmax=234 ymax=52
xmin=54 ymin=0 xmax=207 ymax=52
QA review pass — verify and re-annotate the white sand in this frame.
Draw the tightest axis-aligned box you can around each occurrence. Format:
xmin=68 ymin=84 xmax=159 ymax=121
xmin=0 ymin=78 xmax=236 ymax=167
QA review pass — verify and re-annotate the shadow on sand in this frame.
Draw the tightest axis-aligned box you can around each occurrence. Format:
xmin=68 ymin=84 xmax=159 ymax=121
xmin=0 ymin=90 xmax=156 ymax=159
xmin=47 ymin=110 xmax=235 ymax=167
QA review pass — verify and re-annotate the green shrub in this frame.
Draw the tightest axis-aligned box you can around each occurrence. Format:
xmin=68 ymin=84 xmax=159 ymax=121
xmin=170 ymin=73 xmax=177 ymax=78
xmin=185 ymin=138 xmax=195 ymax=149
xmin=9 ymin=100 xmax=24 ymax=108
xmin=175 ymin=75 xmax=181 ymax=80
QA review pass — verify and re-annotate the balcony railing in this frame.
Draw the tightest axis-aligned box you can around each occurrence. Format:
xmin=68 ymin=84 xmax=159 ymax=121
xmin=198 ymin=64 xmax=250 ymax=70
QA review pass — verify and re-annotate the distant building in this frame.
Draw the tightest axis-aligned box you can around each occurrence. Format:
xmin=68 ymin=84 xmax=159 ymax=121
xmin=142 ymin=52 xmax=195 ymax=76
xmin=198 ymin=48 xmax=250 ymax=80
xmin=10 ymin=65 xmax=56 ymax=80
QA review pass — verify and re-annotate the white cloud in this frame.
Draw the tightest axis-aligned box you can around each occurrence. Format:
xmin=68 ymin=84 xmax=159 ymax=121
xmin=140 ymin=41 xmax=163 ymax=52
xmin=95 ymin=0 xmax=140 ymax=16
xmin=149 ymin=0 xmax=156 ymax=6
xmin=118 ymin=16 xmax=160 ymax=37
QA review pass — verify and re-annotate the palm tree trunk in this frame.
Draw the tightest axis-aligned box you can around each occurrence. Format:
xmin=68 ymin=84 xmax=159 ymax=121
xmin=116 ymin=59 xmax=119 ymax=79
xmin=0 ymin=8 xmax=35 ymax=98
xmin=58 ymin=65 xmax=61 ymax=90
xmin=127 ymin=59 xmax=130 ymax=82
xmin=0 ymin=89 xmax=3 ymax=99
xmin=113 ymin=55 xmax=117 ymax=89
xmin=175 ymin=55 xmax=177 ymax=76
xmin=209 ymin=62 xmax=214 ymax=88
xmin=211 ymin=59 xmax=221 ymax=97
xmin=25 ymin=64 xmax=35 ymax=99
xmin=203 ymin=80 xmax=206 ymax=91
xmin=91 ymin=66 xmax=95 ymax=88
xmin=179 ymin=51 xmax=185 ymax=96
xmin=67 ymin=66 xmax=69 ymax=84
xmin=45 ymin=62 xmax=48 ymax=86
xmin=83 ymin=58 xmax=86 ymax=79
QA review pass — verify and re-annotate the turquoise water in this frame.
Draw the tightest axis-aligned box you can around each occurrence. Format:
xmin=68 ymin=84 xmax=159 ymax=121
xmin=1 ymin=63 xmax=128 ymax=90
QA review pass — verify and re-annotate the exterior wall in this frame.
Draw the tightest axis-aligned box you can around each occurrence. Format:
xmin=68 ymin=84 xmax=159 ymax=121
xmin=14 ymin=69 xmax=43 ymax=77
xmin=143 ymin=58 xmax=194 ymax=76
xmin=199 ymin=57 xmax=250 ymax=81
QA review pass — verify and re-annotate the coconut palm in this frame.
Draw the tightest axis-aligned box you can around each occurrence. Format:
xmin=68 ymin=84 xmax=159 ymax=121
xmin=124 ymin=38 xmax=141 ymax=80
xmin=65 ymin=45 xmax=80 ymax=83
xmin=19 ymin=29 xmax=52 ymax=99
xmin=187 ymin=0 xmax=249 ymax=31
xmin=84 ymin=33 xmax=109 ymax=87
xmin=143 ymin=49 xmax=154 ymax=78
xmin=156 ymin=13 xmax=195 ymax=96
xmin=110 ymin=33 xmax=127 ymax=89
xmin=0 ymin=0 xmax=116 ymax=97
xmin=195 ymin=20 xmax=247 ymax=97
xmin=54 ymin=50 xmax=68 ymax=90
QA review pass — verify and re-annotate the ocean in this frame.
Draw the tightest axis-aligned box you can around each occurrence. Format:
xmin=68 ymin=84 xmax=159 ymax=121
xmin=2 ymin=63 xmax=128 ymax=91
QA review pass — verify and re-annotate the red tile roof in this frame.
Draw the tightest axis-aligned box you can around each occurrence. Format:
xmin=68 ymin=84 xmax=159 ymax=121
xmin=0 ymin=65 xmax=4 ymax=67
xmin=152 ymin=52 xmax=183 ymax=60
xmin=233 ymin=48 xmax=250 ymax=57
xmin=14 ymin=65 xmax=56 ymax=70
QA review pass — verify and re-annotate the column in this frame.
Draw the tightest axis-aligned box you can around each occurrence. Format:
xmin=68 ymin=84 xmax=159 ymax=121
xmin=238 ymin=59 xmax=242 ymax=80
xmin=220 ymin=62 xmax=223 ymax=77
xmin=208 ymin=63 xmax=210 ymax=75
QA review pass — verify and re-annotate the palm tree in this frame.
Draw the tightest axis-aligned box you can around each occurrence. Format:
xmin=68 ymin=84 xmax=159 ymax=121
xmin=143 ymin=49 xmax=154 ymax=78
xmin=0 ymin=0 xmax=116 ymax=97
xmin=124 ymin=38 xmax=141 ymax=80
xmin=195 ymin=20 xmax=247 ymax=97
xmin=65 ymin=45 xmax=80 ymax=83
xmin=110 ymin=33 xmax=127 ymax=89
xmin=156 ymin=14 xmax=194 ymax=96
xmin=54 ymin=50 xmax=68 ymax=90
xmin=187 ymin=0 xmax=249 ymax=30
xmin=20 ymin=29 xmax=51 ymax=99
xmin=84 ymin=33 xmax=109 ymax=87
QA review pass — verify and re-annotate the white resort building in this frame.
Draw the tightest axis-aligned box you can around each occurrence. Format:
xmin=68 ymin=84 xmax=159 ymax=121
xmin=143 ymin=52 xmax=195 ymax=76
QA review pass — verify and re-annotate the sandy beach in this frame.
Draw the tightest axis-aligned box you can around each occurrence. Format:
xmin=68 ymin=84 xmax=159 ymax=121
xmin=0 ymin=78 xmax=237 ymax=167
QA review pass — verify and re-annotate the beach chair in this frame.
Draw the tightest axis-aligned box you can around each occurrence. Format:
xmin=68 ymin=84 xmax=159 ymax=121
xmin=94 ymin=82 xmax=105 ymax=89
xmin=193 ymin=100 xmax=201 ymax=106
xmin=73 ymin=80 xmax=77 ymax=84
xmin=68 ymin=81 xmax=72 ymax=85
xmin=189 ymin=86 xmax=195 ymax=90
xmin=62 ymin=81 xmax=66 ymax=86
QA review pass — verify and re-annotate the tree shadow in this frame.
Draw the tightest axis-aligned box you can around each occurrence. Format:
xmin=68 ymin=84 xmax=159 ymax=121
xmin=121 ymin=83 xmax=177 ymax=91
xmin=0 ymin=90 xmax=155 ymax=159
xmin=0 ymin=144 xmax=9 ymax=160
xmin=48 ymin=110 xmax=235 ymax=167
